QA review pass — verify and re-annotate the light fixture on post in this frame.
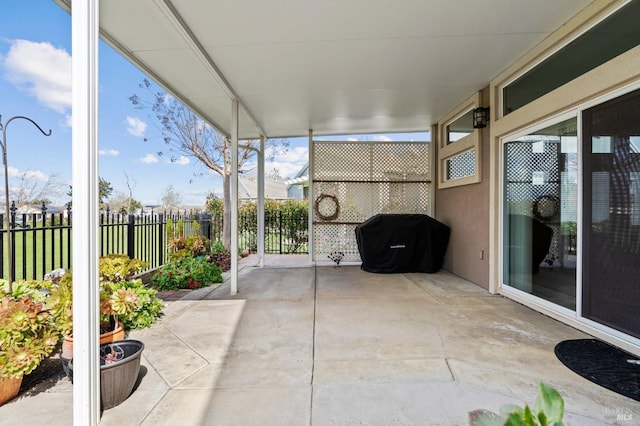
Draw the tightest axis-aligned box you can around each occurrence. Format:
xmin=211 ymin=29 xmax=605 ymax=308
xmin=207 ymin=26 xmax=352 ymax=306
xmin=473 ymin=107 xmax=490 ymax=129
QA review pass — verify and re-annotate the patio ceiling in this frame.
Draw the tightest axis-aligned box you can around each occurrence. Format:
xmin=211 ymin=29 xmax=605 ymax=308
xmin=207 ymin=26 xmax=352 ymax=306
xmin=56 ymin=0 xmax=590 ymax=139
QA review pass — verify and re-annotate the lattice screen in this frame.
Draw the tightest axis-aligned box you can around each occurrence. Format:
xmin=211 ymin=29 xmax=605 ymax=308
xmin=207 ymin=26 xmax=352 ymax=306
xmin=504 ymin=140 xmax=561 ymax=265
xmin=312 ymin=141 xmax=432 ymax=262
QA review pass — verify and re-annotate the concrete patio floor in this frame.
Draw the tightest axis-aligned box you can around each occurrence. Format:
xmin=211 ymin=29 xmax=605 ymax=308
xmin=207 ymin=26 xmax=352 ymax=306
xmin=0 ymin=258 xmax=637 ymax=425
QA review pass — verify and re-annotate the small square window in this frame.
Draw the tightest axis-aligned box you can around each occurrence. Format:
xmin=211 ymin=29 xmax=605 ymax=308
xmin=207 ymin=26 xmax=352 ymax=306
xmin=445 ymin=150 xmax=476 ymax=181
xmin=446 ymin=110 xmax=474 ymax=145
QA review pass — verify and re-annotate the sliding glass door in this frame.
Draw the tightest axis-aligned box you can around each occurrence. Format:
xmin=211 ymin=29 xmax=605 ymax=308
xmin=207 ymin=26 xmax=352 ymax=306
xmin=582 ymin=88 xmax=640 ymax=339
xmin=503 ymin=118 xmax=578 ymax=310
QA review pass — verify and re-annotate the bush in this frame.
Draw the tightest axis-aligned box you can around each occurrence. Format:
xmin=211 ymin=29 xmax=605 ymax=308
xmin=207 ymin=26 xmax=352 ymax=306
xmin=0 ymin=294 xmax=59 ymax=378
xmin=151 ymin=257 xmax=223 ymax=291
xmin=167 ymin=219 xmax=211 ymax=261
xmin=45 ymin=255 xmax=161 ymax=337
xmin=237 ymin=199 xmax=308 ymax=253
xmin=106 ymin=279 xmax=164 ymax=330
xmin=209 ymin=240 xmax=231 ymax=271
xmin=99 ymin=254 xmax=149 ymax=282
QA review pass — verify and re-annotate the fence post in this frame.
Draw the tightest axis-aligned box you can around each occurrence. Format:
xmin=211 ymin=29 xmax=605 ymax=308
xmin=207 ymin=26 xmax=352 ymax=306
xmin=279 ymin=210 xmax=283 ymax=254
xmin=9 ymin=201 xmax=16 ymax=281
xmin=158 ymin=213 xmax=164 ymax=266
xmin=127 ymin=213 xmax=135 ymax=259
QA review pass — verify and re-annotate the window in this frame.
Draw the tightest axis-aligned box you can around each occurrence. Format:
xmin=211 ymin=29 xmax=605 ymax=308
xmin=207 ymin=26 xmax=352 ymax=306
xmin=582 ymin=87 xmax=640 ymax=338
xmin=503 ymin=0 xmax=640 ymax=115
xmin=445 ymin=149 xmax=475 ymax=180
xmin=446 ymin=110 xmax=474 ymax=144
xmin=502 ymin=117 xmax=578 ymax=310
xmin=438 ymin=92 xmax=482 ymax=188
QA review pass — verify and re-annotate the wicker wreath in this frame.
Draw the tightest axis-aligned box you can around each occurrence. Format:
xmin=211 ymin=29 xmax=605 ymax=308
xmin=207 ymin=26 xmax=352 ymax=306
xmin=315 ymin=193 xmax=340 ymax=221
xmin=533 ymin=195 xmax=559 ymax=221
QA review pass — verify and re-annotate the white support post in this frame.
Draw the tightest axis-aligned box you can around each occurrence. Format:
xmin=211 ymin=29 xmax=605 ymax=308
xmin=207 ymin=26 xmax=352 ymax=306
xmin=257 ymin=135 xmax=265 ymax=267
xmin=308 ymin=129 xmax=314 ymax=264
xmin=71 ymin=0 xmax=101 ymax=424
xmin=230 ymin=99 xmax=239 ymax=295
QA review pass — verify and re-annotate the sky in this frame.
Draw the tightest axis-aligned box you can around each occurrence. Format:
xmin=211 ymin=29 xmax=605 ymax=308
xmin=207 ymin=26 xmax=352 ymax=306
xmin=0 ymin=0 xmax=429 ymax=209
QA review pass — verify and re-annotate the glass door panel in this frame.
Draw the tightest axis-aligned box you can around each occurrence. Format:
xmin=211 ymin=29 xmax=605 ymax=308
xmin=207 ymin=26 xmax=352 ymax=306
xmin=503 ymin=118 xmax=578 ymax=310
xmin=583 ymin=89 xmax=640 ymax=338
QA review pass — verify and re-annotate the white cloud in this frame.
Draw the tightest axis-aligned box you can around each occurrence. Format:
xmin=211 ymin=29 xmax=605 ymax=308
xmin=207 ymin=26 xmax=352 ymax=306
xmin=170 ymin=156 xmax=190 ymax=166
xmin=264 ymin=146 xmax=308 ymax=162
xmin=372 ymin=135 xmax=393 ymax=142
xmin=99 ymin=149 xmax=119 ymax=157
xmin=61 ymin=114 xmax=72 ymax=128
xmin=242 ymin=145 xmax=308 ymax=179
xmin=23 ymin=170 xmax=49 ymax=181
xmin=7 ymin=166 xmax=49 ymax=182
xmin=7 ymin=166 xmax=20 ymax=178
xmin=271 ymin=160 xmax=307 ymax=178
xmin=3 ymin=39 xmax=71 ymax=113
xmin=288 ymin=146 xmax=308 ymax=162
xmin=139 ymin=154 xmax=159 ymax=164
xmin=242 ymin=158 xmax=306 ymax=179
xmin=126 ymin=116 xmax=147 ymax=137
xmin=264 ymin=146 xmax=308 ymax=178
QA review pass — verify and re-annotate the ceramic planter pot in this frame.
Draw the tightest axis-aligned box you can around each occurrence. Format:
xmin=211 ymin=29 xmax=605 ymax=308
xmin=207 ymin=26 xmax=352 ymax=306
xmin=100 ymin=339 xmax=144 ymax=409
xmin=61 ymin=321 xmax=125 ymax=359
xmin=0 ymin=374 xmax=23 ymax=407
xmin=68 ymin=339 xmax=144 ymax=409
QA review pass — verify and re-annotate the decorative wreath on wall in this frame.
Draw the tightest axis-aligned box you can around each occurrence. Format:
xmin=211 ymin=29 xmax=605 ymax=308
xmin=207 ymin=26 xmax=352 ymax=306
xmin=533 ymin=195 xmax=559 ymax=221
xmin=315 ymin=193 xmax=340 ymax=221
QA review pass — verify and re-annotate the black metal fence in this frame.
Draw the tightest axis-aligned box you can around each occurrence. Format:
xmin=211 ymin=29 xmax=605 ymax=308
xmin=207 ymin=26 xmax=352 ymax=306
xmin=0 ymin=204 xmax=307 ymax=281
xmin=237 ymin=210 xmax=308 ymax=254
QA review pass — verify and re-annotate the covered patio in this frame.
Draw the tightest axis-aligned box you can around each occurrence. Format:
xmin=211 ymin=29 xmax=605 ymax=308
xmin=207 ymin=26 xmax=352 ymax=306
xmin=43 ymin=0 xmax=640 ymax=423
xmin=1 ymin=261 xmax=635 ymax=425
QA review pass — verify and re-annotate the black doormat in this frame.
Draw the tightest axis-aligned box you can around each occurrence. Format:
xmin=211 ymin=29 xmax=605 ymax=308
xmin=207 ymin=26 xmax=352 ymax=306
xmin=554 ymin=339 xmax=640 ymax=402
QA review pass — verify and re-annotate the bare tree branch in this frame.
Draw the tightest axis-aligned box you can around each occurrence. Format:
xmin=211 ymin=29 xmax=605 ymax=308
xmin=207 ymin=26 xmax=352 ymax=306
xmin=130 ymin=78 xmax=289 ymax=247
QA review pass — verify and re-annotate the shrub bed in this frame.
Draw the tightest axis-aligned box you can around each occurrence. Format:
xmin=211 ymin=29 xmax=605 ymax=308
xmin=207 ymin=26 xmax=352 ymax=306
xmin=151 ymin=257 xmax=222 ymax=291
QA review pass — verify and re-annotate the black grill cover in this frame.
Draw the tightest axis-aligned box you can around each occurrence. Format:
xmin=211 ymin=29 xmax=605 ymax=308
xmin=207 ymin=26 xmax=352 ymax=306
xmin=355 ymin=214 xmax=450 ymax=273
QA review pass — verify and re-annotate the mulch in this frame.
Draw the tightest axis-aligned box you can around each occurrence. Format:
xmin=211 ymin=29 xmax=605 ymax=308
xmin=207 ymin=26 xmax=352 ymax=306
xmin=155 ymin=289 xmax=193 ymax=302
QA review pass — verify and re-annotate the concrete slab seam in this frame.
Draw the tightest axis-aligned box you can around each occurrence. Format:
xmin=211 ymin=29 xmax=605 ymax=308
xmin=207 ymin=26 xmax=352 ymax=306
xmin=309 ymin=263 xmax=318 ymax=426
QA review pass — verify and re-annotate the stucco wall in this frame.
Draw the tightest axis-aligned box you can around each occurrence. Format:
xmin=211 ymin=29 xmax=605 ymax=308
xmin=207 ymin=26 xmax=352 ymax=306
xmin=434 ymin=90 xmax=490 ymax=289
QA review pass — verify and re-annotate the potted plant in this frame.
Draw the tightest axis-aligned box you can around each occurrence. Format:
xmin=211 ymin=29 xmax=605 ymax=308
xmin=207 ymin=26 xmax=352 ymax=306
xmin=47 ymin=270 xmax=128 ymax=360
xmin=47 ymin=255 xmax=163 ymax=361
xmin=99 ymin=339 xmax=145 ymax=409
xmin=68 ymin=339 xmax=145 ymax=409
xmin=0 ymin=293 xmax=58 ymax=406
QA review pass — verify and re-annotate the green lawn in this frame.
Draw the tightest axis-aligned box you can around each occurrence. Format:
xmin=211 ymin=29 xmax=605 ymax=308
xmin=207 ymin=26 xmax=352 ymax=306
xmin=3 ymin=216 xmax=307 ymax=281
xmin=2 ymin=224 xmax=163 ymax=281
xmin=2 ymin=227 xmax=72 ymax=281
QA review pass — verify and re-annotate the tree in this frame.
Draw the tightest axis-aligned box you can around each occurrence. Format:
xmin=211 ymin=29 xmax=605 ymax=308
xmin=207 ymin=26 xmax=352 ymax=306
xmin=99 ymin=178 xmax=114 ymax=207
xmin=130 ymin=78 xmax=288 ymax=247
xmin=124 ymin=172 xmax=137 ymax=214
xmin=107 ymin=191 xmax=142 ymax=214
xmin=30 ymin=198 xmax=53 ymax=207
xmin=267 ymin=168 xmax=282 ymax=180
xmin=9 ymin=171 xmax=64 ymax=209
xmin=67 ymin=177 xmax=114 ymax=209
xmin=161 ymin=184 xmax=182 ymax=211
